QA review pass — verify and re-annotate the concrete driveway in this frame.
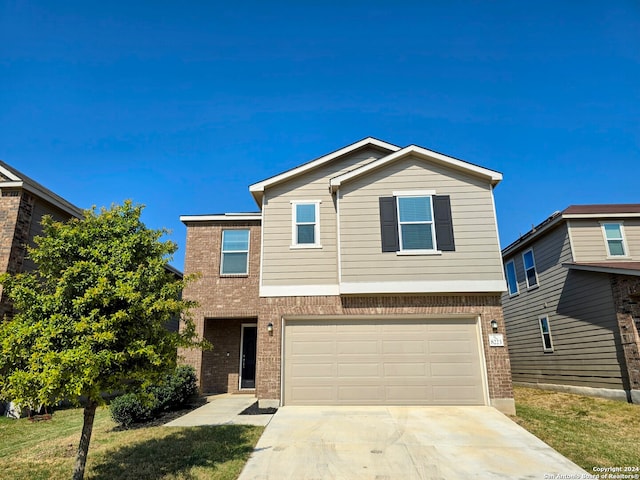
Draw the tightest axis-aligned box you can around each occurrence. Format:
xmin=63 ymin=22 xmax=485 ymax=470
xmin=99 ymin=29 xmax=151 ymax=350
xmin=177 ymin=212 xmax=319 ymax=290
xmin=238 ymin=405 xmax=587 ymax=480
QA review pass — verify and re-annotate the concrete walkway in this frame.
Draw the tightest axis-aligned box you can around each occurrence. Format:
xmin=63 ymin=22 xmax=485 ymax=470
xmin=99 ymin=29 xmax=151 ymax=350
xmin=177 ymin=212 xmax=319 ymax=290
xmin=238 ymin=405 xmax=587 ymax=480
xmin=164 ymin=394 xmax=274 ymax=427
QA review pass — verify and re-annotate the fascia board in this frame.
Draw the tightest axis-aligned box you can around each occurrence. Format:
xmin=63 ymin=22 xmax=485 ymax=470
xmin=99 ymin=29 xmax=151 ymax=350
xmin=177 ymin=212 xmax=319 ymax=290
xmin=563 ymin=213 xmax=640 ymax=219
xmin=248 ymin=137 xmax=400 ymax=205
xmin=330 ymin=145 xmax=502 ymax=192
xmin=180 ymin=214 xmax=262 ymax=223
xmin=563 ymin=263 xmax=640 ymax=277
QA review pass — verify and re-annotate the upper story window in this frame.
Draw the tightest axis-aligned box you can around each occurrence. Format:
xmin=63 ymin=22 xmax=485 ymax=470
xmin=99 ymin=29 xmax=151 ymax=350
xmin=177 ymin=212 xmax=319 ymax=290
xmin=379 ymin=192 xmax=455 ymax=254
xmin=505 ymin=259 xmax=519 ymax=296
xmin=291 ymin=201 xmax=321 ymax=248
xmin=539 ymin=315 xmax=554 ymax=352
xmin=602 ymin=222 xmax=627 ymax=257
xmin=221 ymin=229 xmax=250 ymax=275
xmin=397 ymin=196 xmax=436 ymax=251
xmin=522 ymin=249 xmax=539 ymax=288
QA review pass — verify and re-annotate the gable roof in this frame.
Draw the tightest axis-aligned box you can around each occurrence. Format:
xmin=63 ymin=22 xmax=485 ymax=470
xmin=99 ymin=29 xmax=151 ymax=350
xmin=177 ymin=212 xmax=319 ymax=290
xmin=329 ymin=144 xmax=502 ymax=193
xmin=248 ymin=137 xmax=400 ymax=206
xmin=563 ymin=204 xmax=640 ymax=216
xmin=0 ymin=161 xmax=83 ymax=218
xmin=502 ymin=203 xmax=640 ymax=257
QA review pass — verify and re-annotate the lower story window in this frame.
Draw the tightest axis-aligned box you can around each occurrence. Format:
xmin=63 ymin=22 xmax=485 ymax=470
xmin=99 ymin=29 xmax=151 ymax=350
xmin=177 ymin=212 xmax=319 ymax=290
xmin=538 ymin=315 xmax=554 ymax=352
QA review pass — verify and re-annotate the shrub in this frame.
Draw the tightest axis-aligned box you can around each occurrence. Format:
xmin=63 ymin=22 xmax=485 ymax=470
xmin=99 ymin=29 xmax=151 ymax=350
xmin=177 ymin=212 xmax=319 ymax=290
xmin=109 ymin=366 xmax=198 ymax=426
xmin=109 ymin=393 xmax=154 ymax=426
xmin=151 ymin=365 xmax=198 ymax=413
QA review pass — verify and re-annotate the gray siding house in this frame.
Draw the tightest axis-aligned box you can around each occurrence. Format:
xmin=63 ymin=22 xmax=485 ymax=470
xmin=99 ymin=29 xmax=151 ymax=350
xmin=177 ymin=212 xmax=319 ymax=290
xmin=502 ymin=204 xmax=640 ymax=403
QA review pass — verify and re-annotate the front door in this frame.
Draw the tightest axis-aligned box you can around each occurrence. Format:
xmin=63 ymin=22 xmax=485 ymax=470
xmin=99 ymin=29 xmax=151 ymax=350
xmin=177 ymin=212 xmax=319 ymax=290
xmin=240 ymin=324 xmax=257 ymax=389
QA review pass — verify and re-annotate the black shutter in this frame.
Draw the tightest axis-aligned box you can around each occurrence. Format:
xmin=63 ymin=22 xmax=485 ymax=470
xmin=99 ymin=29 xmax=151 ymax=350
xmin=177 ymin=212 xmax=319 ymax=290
xmin=379 ymin=196 xmax=399 ymax=252
xmin=433 ymin=195 xmax=455 ymax=251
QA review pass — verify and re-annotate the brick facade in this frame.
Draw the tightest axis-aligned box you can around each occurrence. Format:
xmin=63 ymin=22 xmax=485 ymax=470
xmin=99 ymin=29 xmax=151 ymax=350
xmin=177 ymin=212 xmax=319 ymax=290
xmin=611 ymin=275 xmax=640 ymax=402
xmin=178 ymin=220 xmax=261 ymax=391
xmin=0 ymin=190 xmax=35 ymax=318
xmin=256 ymin=294 xmax=513 ymax=406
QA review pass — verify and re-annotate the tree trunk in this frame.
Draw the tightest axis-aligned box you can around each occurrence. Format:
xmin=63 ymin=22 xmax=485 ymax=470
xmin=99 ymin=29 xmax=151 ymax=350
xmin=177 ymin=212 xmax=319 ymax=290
xmin=72 ymin=398 xmax=98 ymax=480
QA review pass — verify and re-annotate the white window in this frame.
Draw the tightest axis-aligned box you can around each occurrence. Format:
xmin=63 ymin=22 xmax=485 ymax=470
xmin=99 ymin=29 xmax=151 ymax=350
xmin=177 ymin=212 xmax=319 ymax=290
xmin=602 ymin=222 xmax=627 ymax=257
xmin=291 ymin=201 xmax=321 ymax=248
xmin=522 ymin=249 xmax=539 ymax=288
xmin=505 ymin=260 xmax=519 ymax=296
xmin=538 ymin=316 xmax=554 ymax=352
xmin=396 ymin=195 xmax=436 ymax=252
xmin=221 ymin=229 xmax=250 ymax=275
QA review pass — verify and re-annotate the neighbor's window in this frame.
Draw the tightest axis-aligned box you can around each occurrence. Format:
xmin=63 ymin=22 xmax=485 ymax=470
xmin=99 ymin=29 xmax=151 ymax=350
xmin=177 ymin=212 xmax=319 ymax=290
xmin=397 ymin=196 xmax=436 ymax=251
xmin=538 ymin=316 xmax=554 ymax=352
xmin=505 ymin=260 xmax=519 ymax=296
xmin=221 ymin=229 xmax=250 ymax=275
xmin=522 ymin=249 xmax=539 ymax=288
xmin=602 ymin=222 xmax=627 ymax=257
xmin=292 ymin=201 xmax=320 ymax=247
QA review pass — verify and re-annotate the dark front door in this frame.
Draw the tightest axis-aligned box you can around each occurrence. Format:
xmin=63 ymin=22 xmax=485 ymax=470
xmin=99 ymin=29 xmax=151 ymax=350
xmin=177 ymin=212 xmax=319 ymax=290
xmin=240 ymin=325 xmax=257 ymax=389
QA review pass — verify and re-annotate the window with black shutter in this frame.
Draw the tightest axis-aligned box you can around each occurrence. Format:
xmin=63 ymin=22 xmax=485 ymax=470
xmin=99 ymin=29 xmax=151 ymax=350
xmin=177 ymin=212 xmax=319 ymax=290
xmin=379 ymin=194 xmax=455 ymax=253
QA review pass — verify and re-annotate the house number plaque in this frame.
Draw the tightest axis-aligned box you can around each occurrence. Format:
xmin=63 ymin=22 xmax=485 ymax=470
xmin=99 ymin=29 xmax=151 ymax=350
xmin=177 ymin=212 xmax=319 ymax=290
xmin=489 ymin=333 xmax=504 ymax=347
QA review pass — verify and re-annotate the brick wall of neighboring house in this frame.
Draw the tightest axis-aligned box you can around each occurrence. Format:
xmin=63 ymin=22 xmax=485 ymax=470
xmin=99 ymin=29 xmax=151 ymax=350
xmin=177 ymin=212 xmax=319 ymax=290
xmin=256 ymin=294 xmax=514 ymax=404
xmin=611 ymin=274 xmax=640 ymax=399
xmin=178 ymin=220 xmax=261 ymax=390
xmin=0 ymin=190 xmax=33 ymax=319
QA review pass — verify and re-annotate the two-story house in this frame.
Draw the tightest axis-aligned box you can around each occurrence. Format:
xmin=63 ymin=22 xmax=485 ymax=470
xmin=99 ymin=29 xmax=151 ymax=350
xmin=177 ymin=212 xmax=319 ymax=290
xmin=180 ymin=138 xmax=515 ymax=414
xmin=502 ymin=204 xmax=640 ymax=404
xmin=0 ymin=161 xmax=82 ymax=318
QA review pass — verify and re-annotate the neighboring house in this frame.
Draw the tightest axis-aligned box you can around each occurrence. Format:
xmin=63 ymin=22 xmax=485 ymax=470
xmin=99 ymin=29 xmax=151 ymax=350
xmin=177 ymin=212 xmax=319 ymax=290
xmin=0 ymin=161 xmax=83 ymax=319
xmin=180 ymin=137 xmax=515 ymax=414
xmin=501 ymin=204 xmax=640 ymax=404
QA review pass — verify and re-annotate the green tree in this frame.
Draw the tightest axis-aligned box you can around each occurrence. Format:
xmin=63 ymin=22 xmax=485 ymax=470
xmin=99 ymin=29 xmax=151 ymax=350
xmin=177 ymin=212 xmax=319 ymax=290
xmin=0 ymin=201 xmax=204 ymax=480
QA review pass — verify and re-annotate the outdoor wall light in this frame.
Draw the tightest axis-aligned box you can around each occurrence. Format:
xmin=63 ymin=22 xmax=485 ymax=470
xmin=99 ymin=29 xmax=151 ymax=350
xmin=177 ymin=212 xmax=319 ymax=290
xmin=490 ymin=320 xmax=499 ymax=333
xmin=267 ymin=322 xmax=274 ymax=336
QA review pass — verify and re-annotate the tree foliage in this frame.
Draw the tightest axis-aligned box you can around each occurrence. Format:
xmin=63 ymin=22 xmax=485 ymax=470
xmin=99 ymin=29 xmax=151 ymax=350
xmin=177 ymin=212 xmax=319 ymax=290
xmin=0 ymin=201 xmax=204 ymax=479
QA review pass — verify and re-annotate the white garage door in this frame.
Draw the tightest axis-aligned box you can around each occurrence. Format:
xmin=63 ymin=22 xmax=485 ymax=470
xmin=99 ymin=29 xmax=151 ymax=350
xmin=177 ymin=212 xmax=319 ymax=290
xmin=283 ymin=318 xmax=486 ymax=406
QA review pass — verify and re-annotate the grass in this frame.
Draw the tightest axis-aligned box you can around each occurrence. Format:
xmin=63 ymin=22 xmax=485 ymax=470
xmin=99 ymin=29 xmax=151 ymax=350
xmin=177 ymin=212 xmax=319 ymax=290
xmin=0 ymin=406 xmax=264 ymax=480
xmin=512 ymin=385 xmax=640 ymax=470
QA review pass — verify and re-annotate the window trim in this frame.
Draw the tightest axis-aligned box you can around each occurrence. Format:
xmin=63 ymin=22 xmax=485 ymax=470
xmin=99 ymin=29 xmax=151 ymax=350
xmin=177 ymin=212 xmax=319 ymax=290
xmin=505 ymin=259 xmax=519 ymax=296
xmin=220 ymin=229 xmax=250 ymax=276
xmin=600 ymin=221 xmax=629 ymax=258
xmin=290 ymin=200 xmax=322 ymax=248
xmin=394 ymin=191 xmax=439 ymax=254
xmin=522 ymin=248 xmax=539 ymax=289
xmin=538 ymin=315 xmax=554 ymax=352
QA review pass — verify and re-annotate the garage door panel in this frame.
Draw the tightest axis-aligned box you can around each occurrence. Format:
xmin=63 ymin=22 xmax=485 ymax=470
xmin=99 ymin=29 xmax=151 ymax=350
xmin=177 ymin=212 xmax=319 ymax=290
xmin=383 ymin=362 xmax=427 ymax=376
xmin=386 ymin=385 xmax=432 ymax=402
xmin=382 ymin=340 xmax=426 ymax=354
xmin=284 ymin=318 xmax=485 ymax=406
xmin=337 ymin=340 xmax=379 ymax=354
xmin=292 ymin=363 xmax=334 ymax=377
xmin=338 ymin=363 xmax=381 ymax=377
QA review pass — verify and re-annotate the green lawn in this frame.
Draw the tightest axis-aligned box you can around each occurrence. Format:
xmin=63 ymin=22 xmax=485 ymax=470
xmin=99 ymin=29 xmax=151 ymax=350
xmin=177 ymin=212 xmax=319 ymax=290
xmin=0 ymin=407 xmax=264 ymax=480
xmin=512 ymin=385 xmax=640 ymax=470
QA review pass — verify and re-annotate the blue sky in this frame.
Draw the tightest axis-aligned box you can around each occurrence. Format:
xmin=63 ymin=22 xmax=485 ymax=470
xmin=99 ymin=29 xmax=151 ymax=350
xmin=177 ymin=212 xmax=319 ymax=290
xmin=1 ymin=1 xmax=638 ymax=271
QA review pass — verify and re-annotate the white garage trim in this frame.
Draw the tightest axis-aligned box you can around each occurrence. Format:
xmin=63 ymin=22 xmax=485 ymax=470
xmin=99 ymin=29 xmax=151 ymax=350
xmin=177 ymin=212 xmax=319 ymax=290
xmin=282 ymin=315 xmax=489 ymax=406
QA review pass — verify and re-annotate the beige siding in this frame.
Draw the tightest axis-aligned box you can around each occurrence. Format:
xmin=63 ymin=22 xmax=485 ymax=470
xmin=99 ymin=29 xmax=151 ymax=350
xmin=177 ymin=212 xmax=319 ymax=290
xmin=261 ymin=148 xmax=388 ymax=288
xmin=502 ymin=224 xmax=626 ymax=390
xmin=338 ymin=156 xmax=503 ymax=285
xmin=569 ymin=218 xmax=640 ymax=262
